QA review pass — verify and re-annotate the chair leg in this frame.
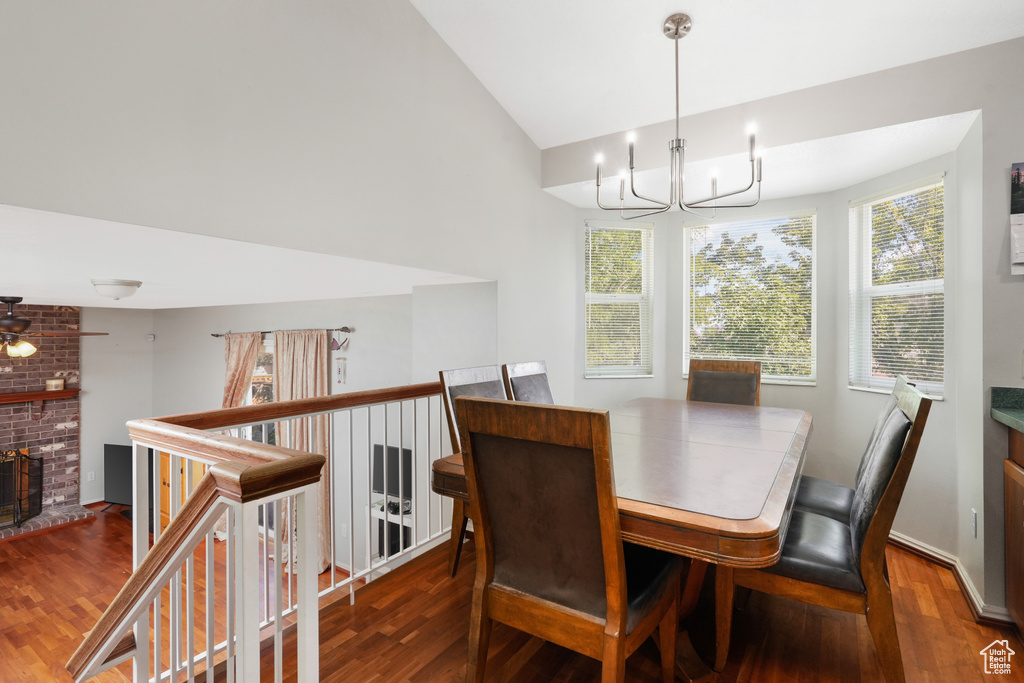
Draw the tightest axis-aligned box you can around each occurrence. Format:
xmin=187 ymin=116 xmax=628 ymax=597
xmin=658 ymin=586 xmax=680 ymax=683
xmin=600 ymin=634 xmax=626 ymax=683
xmin=465 ymin=584 xmax=492 ymax=683
xmin=714 ymin=564 xmax=735 ymax=672
xmin=865 ymin=587 xmax=906 ymax=683
xmin=447 ymin=499 xmax=469 ymax=578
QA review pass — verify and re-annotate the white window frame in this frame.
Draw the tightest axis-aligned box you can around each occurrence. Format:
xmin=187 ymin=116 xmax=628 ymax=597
xmin=584 ymin=221 xmax=654 ymax=378
xmin=682 ymin=211 xmax=817 ymax=385
xmin=848 ymin=175 xmax=945 ymax=397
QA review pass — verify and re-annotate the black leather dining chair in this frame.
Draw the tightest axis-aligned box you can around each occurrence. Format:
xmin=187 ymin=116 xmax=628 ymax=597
xmin=794 ymin=377 xmax=906 ymax=524
xmin=456 ymin=396 xmax=683 ymax=683
xmin=686 ymin=358 xmax=761 ymax=406
xmin=501 ymin=360 xmax=554 ymax=404
xmin=439 ymin=364 xmax=509 ymax=578
xmin=715 ymin=376 xmax=931 ymax=682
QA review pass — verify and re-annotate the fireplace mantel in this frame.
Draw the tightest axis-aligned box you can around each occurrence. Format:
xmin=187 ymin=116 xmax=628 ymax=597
xmin=0 ymin=388 xmax=80 ymax=405
xmin=0 ymin=388 xmax=80 ymax=419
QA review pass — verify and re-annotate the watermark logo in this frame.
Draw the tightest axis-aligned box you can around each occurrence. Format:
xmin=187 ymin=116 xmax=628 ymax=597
xmin=980 ymin=639 xmax=1015 ymax=674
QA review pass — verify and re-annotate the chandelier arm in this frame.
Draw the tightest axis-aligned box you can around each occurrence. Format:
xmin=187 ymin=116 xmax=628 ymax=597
xmin=682 ymin=159 xmax=759 ymax=208
xmin=628 ymin=169 xmax=672 ymax=209
xmin=617 ymin=205 xmax=673 ymax=220
xmin=678 ymin=204 xmax=717 ymax=220
xmin=687 ymin=181 xmax=762 ymax=209
xmin=596 ymin=182 xmax=670 ymax=214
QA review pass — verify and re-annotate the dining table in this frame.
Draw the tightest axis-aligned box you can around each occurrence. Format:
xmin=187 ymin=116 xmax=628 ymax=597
xmin=430 ymin=396 xmax=813 ymax=681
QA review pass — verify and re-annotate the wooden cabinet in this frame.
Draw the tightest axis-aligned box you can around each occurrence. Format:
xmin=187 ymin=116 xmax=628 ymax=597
xmin=157 ymin=452 xmax=206 ymax=531
xmin=1007 ymin=459 xmax=1024 ymax=628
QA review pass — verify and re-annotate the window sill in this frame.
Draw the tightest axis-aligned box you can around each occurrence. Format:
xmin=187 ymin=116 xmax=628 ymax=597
xmin=848 ymin=384 xmax=945 ymax=401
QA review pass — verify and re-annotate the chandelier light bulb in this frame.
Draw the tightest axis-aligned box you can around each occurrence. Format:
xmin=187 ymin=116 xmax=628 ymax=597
xmin=626 ymin=131 xmax=637 ymax=143
xmin=746 ymin=123 xmax=758 ymax=136
xmin=14 ymin=340 xmax=36 ymax=357
xmin=595 ymin=153 xmax=604 ymax=165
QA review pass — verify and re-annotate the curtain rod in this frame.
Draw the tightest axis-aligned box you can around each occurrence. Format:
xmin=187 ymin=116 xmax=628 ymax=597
xmin=210 ymin=326 xmax=354 ymax=338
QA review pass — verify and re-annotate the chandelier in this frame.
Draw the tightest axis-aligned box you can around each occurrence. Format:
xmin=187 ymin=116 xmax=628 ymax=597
xmin=595 ymin=13 xmax=762 ymax=219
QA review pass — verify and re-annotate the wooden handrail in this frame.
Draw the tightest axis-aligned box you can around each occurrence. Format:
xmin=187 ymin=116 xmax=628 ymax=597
xmin=153 ymin=381 xmax=442 ymax=430
xmin=66 ymin=455 xmax=325 ymax=681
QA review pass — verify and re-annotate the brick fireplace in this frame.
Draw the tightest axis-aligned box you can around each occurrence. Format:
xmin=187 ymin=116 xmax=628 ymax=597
xmin=0 ymin=304 xmax=93 ymax=539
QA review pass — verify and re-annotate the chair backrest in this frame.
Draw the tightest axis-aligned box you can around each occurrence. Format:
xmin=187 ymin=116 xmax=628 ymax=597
xmin=455 ymin=396 xmax=627 ymax=628
xmin=686 ymin=358 xmax=761 ymax=406
xmin=502 ymin=360 xmax=554 ymax=404
xmin=439 ymin=365 xmax=508 ymax=452
xmin=851 ymin=376 xmax=931 ymax=573
xmin=853 ymin=377 xmax=906 ymax=487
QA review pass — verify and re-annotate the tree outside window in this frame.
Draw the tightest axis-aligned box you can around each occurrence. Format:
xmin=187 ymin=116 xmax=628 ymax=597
xmin=686 ymin=213 xmax=816 ymax=381
xmin=585 ymin=223 xmax=654 ymax=377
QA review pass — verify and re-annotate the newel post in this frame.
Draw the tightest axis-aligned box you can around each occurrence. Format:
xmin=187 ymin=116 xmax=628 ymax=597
xmin=234 ymin=500 xmax=262 ymax=680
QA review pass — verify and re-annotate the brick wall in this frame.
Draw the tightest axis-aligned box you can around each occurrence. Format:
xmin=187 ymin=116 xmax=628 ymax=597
xmin=0 ymin=305 xmax=81 ymax=509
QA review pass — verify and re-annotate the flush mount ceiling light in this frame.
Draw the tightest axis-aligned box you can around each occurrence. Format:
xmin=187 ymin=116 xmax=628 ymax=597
xmin=595 ymin=13 xmax=763 ymax=219
xmin=91 ymin=279 xmax=142 ymax=300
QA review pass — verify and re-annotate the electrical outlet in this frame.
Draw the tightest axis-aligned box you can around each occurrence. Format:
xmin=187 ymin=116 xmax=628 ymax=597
xmin=86 ymin=471 xmax=95 ymax=482
xmin=971 ymin=508 xmax=978 ymax=538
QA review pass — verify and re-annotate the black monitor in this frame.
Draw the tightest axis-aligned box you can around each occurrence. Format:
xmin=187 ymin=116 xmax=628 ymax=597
xmin=371 ymin=444 xmax=413 ymax=500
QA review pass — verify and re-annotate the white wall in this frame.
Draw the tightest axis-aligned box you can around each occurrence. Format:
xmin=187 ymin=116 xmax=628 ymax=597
xmin=411 ymin=281 xmax=498 ymax=384
xmin=0 ymin=0 xmax=578 ymax=404
xmin=79 ymin=307 xmax=155 ymax=504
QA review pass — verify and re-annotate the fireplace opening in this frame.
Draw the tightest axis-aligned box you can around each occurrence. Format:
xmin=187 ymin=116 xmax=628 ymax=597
xmin=0 ymin=449 xmax=43 ymax=529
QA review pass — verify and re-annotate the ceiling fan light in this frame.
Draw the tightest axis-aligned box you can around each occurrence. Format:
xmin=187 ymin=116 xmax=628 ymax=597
xmin=6 ymin=343 xmax=21 ymax=358
xmin=13 ymin=340 xmax=36 ymax=357
xmin=91 ymin=279 xmax=142 ymax=300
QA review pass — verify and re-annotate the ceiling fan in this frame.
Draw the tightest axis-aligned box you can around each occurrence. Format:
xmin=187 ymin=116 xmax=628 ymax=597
xmin=0 ymin=296 xmax=108 ymax=357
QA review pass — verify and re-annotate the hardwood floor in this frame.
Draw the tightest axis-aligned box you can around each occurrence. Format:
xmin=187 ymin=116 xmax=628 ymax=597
xmin=2 ymin=504 xmax=1022 ymax=682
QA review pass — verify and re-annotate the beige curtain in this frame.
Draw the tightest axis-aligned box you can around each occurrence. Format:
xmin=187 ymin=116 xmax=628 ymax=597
xmin=274 ymin=329 xmax=331 ymax=574
xmin=222 ymin=332 xmax=262 ymax=409
xmin=215 ymin=332 xmax=262 ymax=538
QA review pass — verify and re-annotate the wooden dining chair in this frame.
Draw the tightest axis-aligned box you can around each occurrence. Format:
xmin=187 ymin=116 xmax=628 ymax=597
xmin=686 ymin=358 xmax=761 ymax=406
xmin=439 ymin=365 xmax=509 ymax=578
xmin=501 ymin=360 xmax=554 ymax=404
xmin=455 ymin=396 xmax=683 ymax=683
xmin=715 ymin=377 xmax=931 ymax=682
xmin=794 ymin=377 xmax=905 ymax=524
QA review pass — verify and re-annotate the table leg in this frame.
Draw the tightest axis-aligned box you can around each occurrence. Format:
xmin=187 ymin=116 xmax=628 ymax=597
xmin=674 ymin=560 xmax=717 ymax=683
xmin=715 ymin=564 xmax=734 ymax=671
xmin=680 ymin=559 xmax=708 ymax=618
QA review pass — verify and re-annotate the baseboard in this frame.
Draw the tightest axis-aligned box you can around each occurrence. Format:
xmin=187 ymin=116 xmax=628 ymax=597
xmin=888 ymin=531 xmax=1014 ymax=628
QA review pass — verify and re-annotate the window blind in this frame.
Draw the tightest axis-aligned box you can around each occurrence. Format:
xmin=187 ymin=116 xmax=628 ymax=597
xmin=849 ymin=178 xmax=944 ymax=395
xmin=585 ymin=223 xmax=654 ymax=377
xmin=685 ymin=213 xmax=816 ymax=381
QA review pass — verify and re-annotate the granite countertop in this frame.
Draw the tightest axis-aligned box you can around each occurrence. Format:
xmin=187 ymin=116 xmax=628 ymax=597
xmin=991 ymin=387 xmax=1024 ymax=432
